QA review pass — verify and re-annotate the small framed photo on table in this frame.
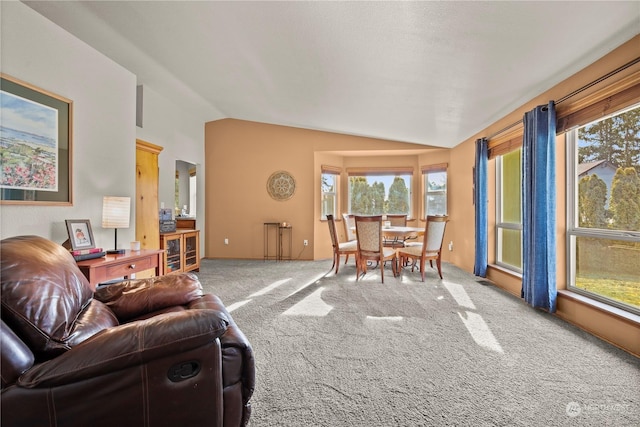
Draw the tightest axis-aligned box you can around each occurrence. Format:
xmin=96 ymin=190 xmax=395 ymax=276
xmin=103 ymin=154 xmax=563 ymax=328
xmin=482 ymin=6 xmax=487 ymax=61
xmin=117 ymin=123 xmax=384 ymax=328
xmin=65 ymin=219 xmax=95 ymax=250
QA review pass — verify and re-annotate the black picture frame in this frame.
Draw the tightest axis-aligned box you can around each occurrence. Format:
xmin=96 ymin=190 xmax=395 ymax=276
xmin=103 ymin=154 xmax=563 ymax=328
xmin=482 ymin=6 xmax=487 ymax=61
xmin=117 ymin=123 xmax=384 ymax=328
xmin=1 ymin=74 xmax=73 ymax=205
xmin=65 ymin=219 xmax=95 ymax=250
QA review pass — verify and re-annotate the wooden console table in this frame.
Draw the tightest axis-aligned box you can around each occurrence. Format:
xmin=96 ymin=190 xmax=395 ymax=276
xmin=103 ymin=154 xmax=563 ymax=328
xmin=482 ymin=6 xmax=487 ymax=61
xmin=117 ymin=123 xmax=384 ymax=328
xmin=76 ymin=249 xmax=164 ymax=290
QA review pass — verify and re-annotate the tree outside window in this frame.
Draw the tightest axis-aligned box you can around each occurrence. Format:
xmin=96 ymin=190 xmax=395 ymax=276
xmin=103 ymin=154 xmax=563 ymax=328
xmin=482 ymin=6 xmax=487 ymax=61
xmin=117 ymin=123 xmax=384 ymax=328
xmin=348 ymin=173 xmax=411 ymax=216
xmin=424 ymin=169 xmax=447 ymax=216
xmin=570 ymin=104 xmax=640 ymax=312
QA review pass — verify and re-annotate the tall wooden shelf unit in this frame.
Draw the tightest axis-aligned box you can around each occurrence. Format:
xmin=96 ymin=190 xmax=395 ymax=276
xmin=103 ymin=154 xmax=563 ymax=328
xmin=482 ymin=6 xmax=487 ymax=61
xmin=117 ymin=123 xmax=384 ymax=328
xmin=160 ymin=229 xmax=200 ymax=274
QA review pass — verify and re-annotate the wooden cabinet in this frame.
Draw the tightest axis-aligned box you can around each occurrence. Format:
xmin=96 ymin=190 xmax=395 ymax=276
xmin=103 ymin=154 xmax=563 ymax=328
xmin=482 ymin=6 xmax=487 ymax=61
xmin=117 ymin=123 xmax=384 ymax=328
xmin=176 ymin=218 xmax=196 ymax=229
xmin=160 ymin=229 xmax=200 ymax=274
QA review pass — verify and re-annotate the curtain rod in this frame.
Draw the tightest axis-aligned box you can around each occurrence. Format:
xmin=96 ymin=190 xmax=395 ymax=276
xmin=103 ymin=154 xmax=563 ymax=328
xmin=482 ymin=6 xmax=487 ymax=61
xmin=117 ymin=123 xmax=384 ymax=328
xmin=486 ymin=56 xmax=640 ymax=141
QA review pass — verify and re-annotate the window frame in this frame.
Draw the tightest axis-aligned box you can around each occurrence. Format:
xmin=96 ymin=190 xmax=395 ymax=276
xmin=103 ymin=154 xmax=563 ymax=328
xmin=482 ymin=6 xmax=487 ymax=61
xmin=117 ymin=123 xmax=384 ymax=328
xmin=565 ymin=106 xmax=640 ymax=315
xmin=421 ymin=163 xmax=448 ymax=218
xmin=321 ymin=165 xmax=340 ymax=220
xmin=346 ymin=167 xmax=414 ymax=218
xmin=495 ymin=148 xmax=523 ymax=274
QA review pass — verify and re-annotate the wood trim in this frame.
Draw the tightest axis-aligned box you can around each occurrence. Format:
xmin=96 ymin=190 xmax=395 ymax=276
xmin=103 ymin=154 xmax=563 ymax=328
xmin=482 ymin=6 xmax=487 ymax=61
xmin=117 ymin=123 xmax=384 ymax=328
xmin=487 ymin=64 xmax=640 ymax=146
xmin=488 ymin=134 xmax=523 ymax=159
xmin=557 ymin=80 xmax=640 ymax=133
xmin=557 ymin=69 xmax=640 ymax=116
xmin=321 ymin=164 xmax=342 ymax=174
xmin=486 ymin=71 xmax=640 ymax=157
xmin=1 ymin=72 xmax=73 ymax=103
xmin=420 ymin=163 xmax=448 ymax=173
xmin=347 ymin=166 xmax=414 ymax=175
xmin=136 ymin=138 xmax=163 ymax=154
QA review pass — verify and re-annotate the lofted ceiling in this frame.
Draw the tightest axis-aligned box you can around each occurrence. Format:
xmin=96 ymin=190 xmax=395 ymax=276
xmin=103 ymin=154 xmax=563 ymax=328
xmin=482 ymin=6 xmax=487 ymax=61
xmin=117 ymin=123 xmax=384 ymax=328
xmin=23 ymin=1 xmax=640 ymax=149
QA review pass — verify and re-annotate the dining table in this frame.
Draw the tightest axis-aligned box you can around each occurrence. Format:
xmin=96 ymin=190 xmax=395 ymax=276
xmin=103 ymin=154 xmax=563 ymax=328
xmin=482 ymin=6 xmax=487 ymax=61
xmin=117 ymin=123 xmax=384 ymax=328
xmin=380 ymin=225 xmax=423 ymax=239
xmin=351 ymin=225 xmax=424 ymax=240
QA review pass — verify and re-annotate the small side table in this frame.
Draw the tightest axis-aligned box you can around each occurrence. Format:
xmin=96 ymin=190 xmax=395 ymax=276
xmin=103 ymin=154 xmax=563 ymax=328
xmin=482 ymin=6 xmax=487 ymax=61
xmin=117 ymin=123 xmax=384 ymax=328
xmin=264 ymin=222 xmax=292 ymax=261
xmin=264 ymin=222 xmax=280 ymax=261
xmin=279 ymin=224 xmax=292 ymax=261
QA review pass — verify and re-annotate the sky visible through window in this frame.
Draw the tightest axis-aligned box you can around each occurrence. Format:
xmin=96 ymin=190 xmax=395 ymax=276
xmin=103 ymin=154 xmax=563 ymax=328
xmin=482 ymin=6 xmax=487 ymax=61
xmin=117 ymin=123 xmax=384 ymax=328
xmin=365 ymin=175 xmax=411 ymax=197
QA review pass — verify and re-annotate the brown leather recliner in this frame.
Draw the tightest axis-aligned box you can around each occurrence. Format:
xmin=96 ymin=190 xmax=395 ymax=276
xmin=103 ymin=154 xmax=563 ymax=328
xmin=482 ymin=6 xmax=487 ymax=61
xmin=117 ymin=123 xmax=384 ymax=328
xmin=1 ymin=235 xmax=255 ymax=427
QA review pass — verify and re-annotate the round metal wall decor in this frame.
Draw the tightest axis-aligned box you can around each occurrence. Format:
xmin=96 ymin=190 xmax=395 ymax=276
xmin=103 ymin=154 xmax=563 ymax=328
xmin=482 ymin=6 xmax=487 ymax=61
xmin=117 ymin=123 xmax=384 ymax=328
xmin=267 ymin=170 xmax=296 ymax=201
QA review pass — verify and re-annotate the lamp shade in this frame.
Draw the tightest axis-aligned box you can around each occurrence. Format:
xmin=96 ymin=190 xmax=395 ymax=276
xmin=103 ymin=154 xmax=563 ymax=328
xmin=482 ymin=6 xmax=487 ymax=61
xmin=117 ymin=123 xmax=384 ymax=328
xmin=102 ymin=196 xmax=131 ymax=229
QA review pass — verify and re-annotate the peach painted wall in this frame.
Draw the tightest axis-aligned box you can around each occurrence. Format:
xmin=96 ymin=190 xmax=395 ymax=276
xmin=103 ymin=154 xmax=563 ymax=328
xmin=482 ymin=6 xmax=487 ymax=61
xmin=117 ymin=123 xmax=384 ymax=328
xmin=204 ymin=119 xmax=430 ymax=260
xmin=438 ymin=142 xmax=477 ymax=273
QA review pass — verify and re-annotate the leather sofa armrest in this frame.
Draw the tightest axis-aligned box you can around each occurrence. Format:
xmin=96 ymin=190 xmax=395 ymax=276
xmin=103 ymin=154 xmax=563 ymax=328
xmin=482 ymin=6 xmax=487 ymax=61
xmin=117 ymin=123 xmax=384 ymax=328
xmin=94 ymin=273 xmax=204 ymax=321
xmin=17 ymin=309 xmax=228 ymax=388
xmin=189 ymin=295 xmax=255 ymax=402
xmin=1 ymin=320 xmax=35 ymax=388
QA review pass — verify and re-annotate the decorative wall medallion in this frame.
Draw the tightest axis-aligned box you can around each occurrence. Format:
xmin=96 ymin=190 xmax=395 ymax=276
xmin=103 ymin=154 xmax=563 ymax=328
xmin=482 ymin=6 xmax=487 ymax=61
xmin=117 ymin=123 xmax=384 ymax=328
xmin=267 ymin=170 xmax=296 ymax=201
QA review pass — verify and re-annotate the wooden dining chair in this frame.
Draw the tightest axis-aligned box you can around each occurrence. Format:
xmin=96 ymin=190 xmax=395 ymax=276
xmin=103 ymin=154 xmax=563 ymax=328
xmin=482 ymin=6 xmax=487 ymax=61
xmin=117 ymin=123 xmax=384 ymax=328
xmin=384 ymin=214 xmax=408 ymax=248
xmin=354 ymin=215 xmax=398 ymax=283
xmin=386 ymin=214 xmax=407 ymax=226
xmin=397 ymin=215 xmax=449 ymax=281
xmin=342 ymin=213 xmax=357 ymax=242
xmin=326 ymin=214 xmax=358 ymax=274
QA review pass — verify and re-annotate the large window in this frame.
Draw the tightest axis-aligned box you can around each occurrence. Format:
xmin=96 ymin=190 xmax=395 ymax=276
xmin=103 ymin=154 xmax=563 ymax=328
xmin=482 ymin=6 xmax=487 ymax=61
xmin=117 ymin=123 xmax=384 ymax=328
xmin=422 ymin=164 xmax=447 ymax=217
xmin=321 ymin=168 xmax=339 ymax=220
xmin=347 ymin=169 xmax=412 ymax=216
xmin=567 ymin=104 xmax=640 ymax=313
xmin=496 ymin=149 xmax=522 ymax=272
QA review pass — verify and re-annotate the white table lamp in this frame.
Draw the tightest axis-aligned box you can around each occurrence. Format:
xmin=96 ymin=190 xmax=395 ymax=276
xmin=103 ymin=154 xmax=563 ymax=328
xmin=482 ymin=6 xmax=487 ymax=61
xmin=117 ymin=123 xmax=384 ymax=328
xmin=102 ymin=196 xmax=130 ymax=254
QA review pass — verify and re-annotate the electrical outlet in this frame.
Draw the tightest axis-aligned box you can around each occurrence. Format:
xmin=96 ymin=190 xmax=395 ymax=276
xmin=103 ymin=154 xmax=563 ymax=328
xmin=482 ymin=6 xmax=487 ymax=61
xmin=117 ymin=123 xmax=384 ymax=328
xmin=224 ymin=238 xmax=229 ymax=245
xmin=303 ymin=239 xmax=308 ymax=246
xmin=448 ymin=241 xmax=453 ymax=251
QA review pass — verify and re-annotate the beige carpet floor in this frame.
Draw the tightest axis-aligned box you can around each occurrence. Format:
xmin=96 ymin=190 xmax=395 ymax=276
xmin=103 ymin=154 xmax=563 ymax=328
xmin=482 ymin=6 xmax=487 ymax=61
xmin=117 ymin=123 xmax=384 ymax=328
xmin=195 ymin=258 xmax=639 ymax=426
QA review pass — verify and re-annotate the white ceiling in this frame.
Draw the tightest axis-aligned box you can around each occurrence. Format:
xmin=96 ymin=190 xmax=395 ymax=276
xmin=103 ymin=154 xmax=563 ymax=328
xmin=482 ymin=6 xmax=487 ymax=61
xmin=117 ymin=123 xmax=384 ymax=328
xmin=23 ymin=1 xmax=640 ymax=148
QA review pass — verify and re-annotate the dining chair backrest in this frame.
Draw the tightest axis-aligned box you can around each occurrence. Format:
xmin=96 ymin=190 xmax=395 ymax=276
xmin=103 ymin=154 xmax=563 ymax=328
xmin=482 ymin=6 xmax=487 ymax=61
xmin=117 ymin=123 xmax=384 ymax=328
xmin=355 ymin=215 xmax=383 ymax=257
xmin=342 ymin=213 xmax=356 ymax=241
xmin=387 ymin=214 xmax=407 ymax=227
xmin=423 ymin=215 xmax=449 ymax=255
xmin=326 ymin=214 xmax=340 ymax=249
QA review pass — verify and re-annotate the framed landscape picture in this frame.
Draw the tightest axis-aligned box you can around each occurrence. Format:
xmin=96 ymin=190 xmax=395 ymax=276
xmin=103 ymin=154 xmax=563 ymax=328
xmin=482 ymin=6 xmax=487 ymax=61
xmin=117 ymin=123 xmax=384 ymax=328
xmin=0 ymin=74 xmax=73 ymax=205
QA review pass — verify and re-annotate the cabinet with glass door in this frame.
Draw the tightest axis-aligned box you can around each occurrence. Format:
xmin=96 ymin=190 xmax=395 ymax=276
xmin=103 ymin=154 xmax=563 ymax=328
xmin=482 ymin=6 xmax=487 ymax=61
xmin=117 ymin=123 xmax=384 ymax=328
xmin=182 ymin=230 xmax=200 ymax=272
xmin=160 ymin=229 xmax=200 ymax=274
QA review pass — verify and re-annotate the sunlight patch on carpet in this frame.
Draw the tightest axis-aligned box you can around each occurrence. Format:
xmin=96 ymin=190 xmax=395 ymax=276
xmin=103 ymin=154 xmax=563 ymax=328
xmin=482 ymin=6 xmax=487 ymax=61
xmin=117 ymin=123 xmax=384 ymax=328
xmin=458 ymin=311 xmax=504 ymax=353
xmin=249 ymin=278 xmax=292 ymax=297
xmin=285 ymin=272 xmax=327 ymax=298
xmin=226 ymin=299 xmax=251 ymax=313
xmin=365 ymin=316 xmax=403 ymax=321
xmin=283 ymin=287 xmax=333 ymax=316
xmin=442 ymin=281 xmax=476 ymax=310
